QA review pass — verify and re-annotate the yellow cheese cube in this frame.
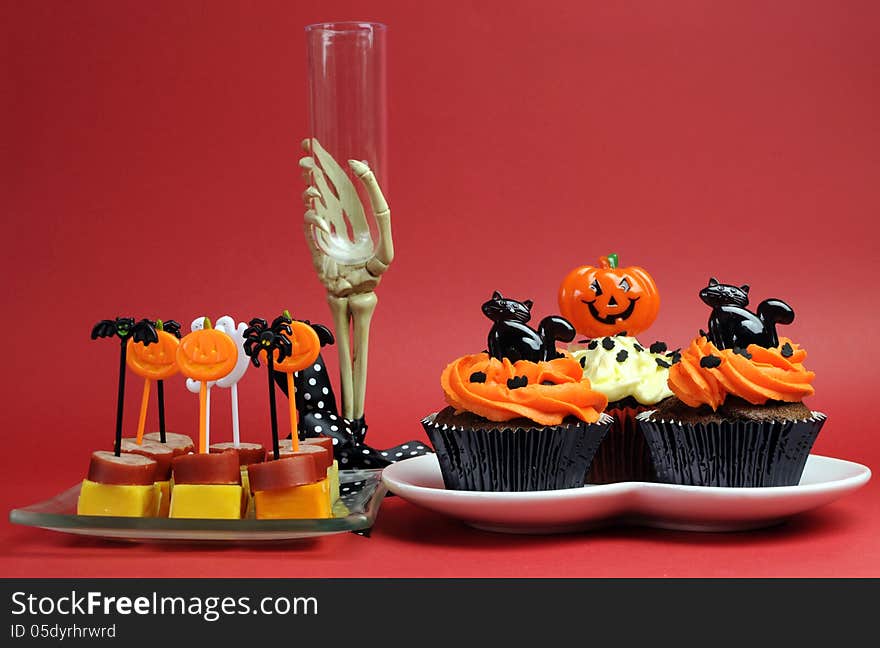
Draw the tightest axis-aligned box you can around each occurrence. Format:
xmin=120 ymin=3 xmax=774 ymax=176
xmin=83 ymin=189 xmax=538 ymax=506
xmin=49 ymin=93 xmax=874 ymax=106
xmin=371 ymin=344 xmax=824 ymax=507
xmin=169 ymin=484 xmax=244 ymax=519
xmin=240 ymin=467 xmax=254 ymax=517
xmin=77 ymin=480 xmax=160 ymax=517
xmin=156 ymin=480 xmax=171 ymax=517
xmin=253 ymin=479 xmax=332 ymax=519
xmin=328 ymin=460 xmax=339 ymax=504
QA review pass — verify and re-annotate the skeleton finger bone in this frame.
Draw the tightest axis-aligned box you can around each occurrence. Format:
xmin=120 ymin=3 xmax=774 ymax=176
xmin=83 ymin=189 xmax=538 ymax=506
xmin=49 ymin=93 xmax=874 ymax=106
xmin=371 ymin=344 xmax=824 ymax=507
xmin=310 ymin=140 xmax=369 ymax=236
xmin=301 ymin=156 xmax=342 ymax=224
xmin=303 ymin=186 xmax=322 ymax=203
xmin=304 ymin=209 xmax=332 ymax=234
xmin=349 ymin=160 xmax=394 ymax=276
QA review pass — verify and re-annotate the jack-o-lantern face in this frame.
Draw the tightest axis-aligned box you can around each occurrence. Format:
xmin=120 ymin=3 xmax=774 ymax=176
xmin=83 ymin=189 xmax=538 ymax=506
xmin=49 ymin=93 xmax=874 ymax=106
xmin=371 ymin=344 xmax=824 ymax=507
xmin=558 ymin=253 xmax=660 ymax=338
xmin=270 ymin=320 xmax=321 ymax=373
xmin=176 ymin=320 xmax=238 ymax=382
xmin=127 ymin=330 xmax=180 ymax=380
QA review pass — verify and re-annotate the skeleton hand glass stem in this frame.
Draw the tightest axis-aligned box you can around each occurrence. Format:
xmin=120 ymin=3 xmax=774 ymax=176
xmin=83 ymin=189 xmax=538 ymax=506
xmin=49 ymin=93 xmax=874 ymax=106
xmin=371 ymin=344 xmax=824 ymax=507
xmin=302 ymin=22 xmax=392 ymax=421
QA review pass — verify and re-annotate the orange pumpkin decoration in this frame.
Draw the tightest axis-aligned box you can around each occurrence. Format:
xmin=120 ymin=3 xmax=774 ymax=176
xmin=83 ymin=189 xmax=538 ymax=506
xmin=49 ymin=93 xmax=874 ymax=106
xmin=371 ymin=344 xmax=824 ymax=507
xmin=256 ymin=312 xmax=323 ymax=454
xmin=272 ymin=320 xmax=321 ymax=374
xmin=127 ymin=330 xmax=180 ymax=380
xmin=558 ymin=253 xmax=660 ymax=338
xmin=175 ymin=320 xmax=238 ymax=382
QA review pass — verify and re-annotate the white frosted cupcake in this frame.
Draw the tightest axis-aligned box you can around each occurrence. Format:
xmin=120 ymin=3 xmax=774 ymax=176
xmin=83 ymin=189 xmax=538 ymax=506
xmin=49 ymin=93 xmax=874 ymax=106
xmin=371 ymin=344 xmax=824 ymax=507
xmin=569 ymin=334 xmax=676 ymax=483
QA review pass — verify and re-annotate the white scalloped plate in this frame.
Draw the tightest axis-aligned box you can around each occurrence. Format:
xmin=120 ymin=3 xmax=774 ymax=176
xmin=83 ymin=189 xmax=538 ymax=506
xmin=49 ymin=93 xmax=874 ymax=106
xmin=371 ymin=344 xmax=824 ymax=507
xmin=381 ymin=454 xmax=871 ymax=533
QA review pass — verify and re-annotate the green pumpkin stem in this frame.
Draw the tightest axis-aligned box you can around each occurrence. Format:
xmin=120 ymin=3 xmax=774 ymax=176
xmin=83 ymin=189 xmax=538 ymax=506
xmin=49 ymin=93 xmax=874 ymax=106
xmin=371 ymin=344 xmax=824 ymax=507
xmin=607 ymin=253 xmax=619 ymax=269
xmin=155 ymin=319 xmax=164 ymax=332
xmin=203 ymin=317 xmax=212 ymax=330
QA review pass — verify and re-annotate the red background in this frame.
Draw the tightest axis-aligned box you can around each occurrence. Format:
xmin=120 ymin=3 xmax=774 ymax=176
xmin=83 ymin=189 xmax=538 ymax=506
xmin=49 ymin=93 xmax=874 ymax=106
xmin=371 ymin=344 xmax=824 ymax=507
xmin=2 ymin=0 xmax=878 ymax=577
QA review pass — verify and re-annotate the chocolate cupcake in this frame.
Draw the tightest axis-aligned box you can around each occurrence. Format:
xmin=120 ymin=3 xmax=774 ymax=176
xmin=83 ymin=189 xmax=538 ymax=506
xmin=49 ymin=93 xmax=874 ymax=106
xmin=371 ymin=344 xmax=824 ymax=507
xmin=636 ymin=278 xmax=825 ymax=487
xmin=569 ymin=335 xmax=675 ymax=483
xmin=559 ymin=253 xmax=673 ymax=483
xmin=422 ymin=292 xmax=612 ymax=492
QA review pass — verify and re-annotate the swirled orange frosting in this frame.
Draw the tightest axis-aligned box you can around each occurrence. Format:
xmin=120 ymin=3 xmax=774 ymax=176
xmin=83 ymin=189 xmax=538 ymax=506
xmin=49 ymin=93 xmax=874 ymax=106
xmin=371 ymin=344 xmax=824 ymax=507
xmin=441 ymin=353 xmax=608 ymax=426
xmin=667 ymin=336 xmax=815 ymax=410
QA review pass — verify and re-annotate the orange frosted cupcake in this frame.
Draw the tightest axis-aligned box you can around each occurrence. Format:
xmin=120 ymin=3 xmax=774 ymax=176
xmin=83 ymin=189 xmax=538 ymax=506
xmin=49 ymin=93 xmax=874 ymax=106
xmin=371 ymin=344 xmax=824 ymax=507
xmin=636 ymin=278 xmax=825 ymax=487
xmin=422 ymin=292 xmax=612 ymax=491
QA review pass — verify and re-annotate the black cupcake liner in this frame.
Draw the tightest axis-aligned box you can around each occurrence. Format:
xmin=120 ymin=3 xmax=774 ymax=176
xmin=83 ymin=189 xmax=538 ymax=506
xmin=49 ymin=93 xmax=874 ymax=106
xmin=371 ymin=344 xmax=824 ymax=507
xmin=422 ymin=413 xmax=612 ymax=492
xmin=636 ymin=410 xmax=826 ymax=487
xmin=586 ymin=405 xmax=657 ymax=484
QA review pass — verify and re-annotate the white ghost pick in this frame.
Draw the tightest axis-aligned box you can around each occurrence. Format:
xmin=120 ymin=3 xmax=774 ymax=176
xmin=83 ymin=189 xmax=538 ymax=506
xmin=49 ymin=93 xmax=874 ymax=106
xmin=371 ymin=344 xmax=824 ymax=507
xmin=185 ymin=315 xmax=249 ymax=447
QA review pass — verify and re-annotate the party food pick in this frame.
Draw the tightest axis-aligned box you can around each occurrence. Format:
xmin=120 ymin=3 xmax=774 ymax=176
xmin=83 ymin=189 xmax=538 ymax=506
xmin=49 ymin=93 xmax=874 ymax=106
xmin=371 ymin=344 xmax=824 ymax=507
xmin=208 ymin=316 xmax=250 ymax=448
xmin=184 ymin=316 xmax=214 ymax=449
xmin=91 ymin=317 xmax=159 ymax=456
xmin=126 ymin=319 xmax=181 ymax=445
xmin=175 ymin=317 xmax=238 ymax=454
xmin=272 ymin=310 xmax=321 ymax=452
xmin=242 ymin=314 xmax=295 ymax=461
xmin=558 ymin=253 xmax=660 ymax=339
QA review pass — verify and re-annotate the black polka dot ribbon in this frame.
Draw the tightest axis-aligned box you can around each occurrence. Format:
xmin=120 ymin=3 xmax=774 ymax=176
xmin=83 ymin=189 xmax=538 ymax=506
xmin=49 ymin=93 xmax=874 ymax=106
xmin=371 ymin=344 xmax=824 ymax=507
xmin=273 ymin=342 xmax=433 ymax=471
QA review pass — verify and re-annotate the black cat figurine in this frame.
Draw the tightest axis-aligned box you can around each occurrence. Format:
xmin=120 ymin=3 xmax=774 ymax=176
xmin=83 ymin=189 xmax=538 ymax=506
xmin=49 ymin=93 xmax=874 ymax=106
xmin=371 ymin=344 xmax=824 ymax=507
xmin=699 ymin=278 xmax=794 ymax=349
xmin=482 ymin=291 xmax=576 ymax=362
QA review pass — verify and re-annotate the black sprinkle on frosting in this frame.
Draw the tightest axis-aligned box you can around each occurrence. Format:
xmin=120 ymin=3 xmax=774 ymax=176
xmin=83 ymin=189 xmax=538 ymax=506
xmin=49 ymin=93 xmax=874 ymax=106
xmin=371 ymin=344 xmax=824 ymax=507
xmin=781 ymin=342 xmax=794 ymax=358
xmin=615 ymin=331 xmax=628 ymax=337
xmin=587 ymin=339 xmax=598 ymax=350
xmin=506 ymin=375 xmax=528 ymax=390
xmin=634 ymin=343 xmax=644 ymax=352
xmin=601 ymin=337 xmax=615 ymax=351
xmin=733 ymin=346 xmax=752 ymax=359
xmin=579 ymin=355 xmax=587 ymax=368
xmin=700 ymin=355 xmax=722 ymax=369
xmin=650 ymin=341 xmax=667 ymax=354
xmin=469 ymin=371 xmax=487 ymax=383
xmin=655 ymin=358 xmax=671 ymax=369
xmin=616 ymin=349 xmax=628 ymax=362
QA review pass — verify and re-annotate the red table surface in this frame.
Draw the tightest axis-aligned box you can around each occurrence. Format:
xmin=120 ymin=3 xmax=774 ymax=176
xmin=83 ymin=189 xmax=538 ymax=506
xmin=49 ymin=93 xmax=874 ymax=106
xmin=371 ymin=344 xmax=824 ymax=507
xmin=2 ymin=0 xmax=879 ymax=577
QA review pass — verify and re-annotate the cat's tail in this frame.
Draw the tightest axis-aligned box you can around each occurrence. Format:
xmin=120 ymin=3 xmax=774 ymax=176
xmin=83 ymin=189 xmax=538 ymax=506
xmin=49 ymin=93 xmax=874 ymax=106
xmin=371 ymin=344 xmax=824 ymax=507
xmin=757 ymin=299 xmax=795 ymax=347
xmin=538 ymin=316 xmax=576 ymax=360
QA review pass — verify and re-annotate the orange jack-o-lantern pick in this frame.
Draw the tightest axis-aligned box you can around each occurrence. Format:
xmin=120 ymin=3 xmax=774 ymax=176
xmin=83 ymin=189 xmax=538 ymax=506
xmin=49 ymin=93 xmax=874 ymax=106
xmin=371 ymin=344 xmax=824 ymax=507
xmin=177 ymin=321 xmax=238 ymax=382
xmin=127 ymin=321 xmax=181 ymax=445
xmin=127 ymin=329 xmax=180 ymax=381
xmin=271 ymin=313 xmax=321 ymax=452
xmin=273 ymin=320 xmax=321 ymax=373
xmin=558 ymin=253 xmax=660 ymax=338
xmin=177 ymin=318 xmax=239 ymax=453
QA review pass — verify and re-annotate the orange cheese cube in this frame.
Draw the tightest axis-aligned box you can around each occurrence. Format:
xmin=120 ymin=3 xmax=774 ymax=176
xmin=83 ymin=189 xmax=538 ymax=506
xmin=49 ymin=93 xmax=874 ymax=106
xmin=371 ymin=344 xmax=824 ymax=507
xmin=253 ymin=479 xmax=332 ymax=519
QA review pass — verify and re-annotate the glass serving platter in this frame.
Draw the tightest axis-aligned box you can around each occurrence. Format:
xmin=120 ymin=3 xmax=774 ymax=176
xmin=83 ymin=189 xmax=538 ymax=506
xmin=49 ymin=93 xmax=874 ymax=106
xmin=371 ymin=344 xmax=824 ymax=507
xmin=9 ymin=468 xmax=386 ymax=543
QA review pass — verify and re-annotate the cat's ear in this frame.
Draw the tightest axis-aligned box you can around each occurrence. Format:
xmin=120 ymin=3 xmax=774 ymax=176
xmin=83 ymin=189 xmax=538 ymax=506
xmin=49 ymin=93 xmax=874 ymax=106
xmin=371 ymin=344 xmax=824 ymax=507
xmin=492 ymin=290 xmax=502 ymax=300
xmin=522 ymin=299 xmax=533 ymax=310
xmin=709 ymin=277 xmax=719 ymax=286
xmin=740 ymin=284 xmax=750 ymax=293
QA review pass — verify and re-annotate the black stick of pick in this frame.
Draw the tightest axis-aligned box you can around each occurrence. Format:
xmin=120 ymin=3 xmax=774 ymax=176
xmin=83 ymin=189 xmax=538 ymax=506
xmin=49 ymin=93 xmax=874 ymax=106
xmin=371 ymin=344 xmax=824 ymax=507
xmin=114 ymin=338 xmax=128 ymax=456
xmin=153 ymin=319 xmax=181 ymax=444
xmin=267 ymin=352 xmax=279 ymax=461
xmin=91 ymin=318 xmax=158 ymax=457
xmin=156 ymin=380 xmax=167 ymax=444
